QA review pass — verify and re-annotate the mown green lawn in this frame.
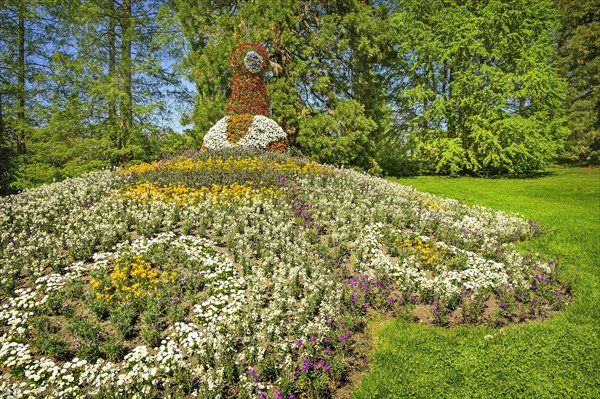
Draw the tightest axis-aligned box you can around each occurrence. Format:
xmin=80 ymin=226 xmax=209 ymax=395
xmin=353 ymin=167 xmax=600 ymax=398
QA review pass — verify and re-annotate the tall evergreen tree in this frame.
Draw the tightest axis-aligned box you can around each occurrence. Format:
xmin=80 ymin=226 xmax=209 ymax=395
xmin=50 ymin=0 xmax=186 ymax=159
xmin=16 ymin=1 xmax=26 ymax=154
xmin=0 ymin=0 xmax=58 ymax=190
xmin=387 ymin=0 xmax=567 ymax=175
xmin=176 ymin=0 xmax=393 ymax=171
xmin=0 ymin=0 xmax=53 ymax=155
xmin=556 ymin=0 xmax=600 ymax=164
xmin=0 ymin=0 xmax=192 ymax=189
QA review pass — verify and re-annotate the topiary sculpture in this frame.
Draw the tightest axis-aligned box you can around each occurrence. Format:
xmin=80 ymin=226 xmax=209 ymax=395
xmin=203 ymin=42 xmax=288 ymax=152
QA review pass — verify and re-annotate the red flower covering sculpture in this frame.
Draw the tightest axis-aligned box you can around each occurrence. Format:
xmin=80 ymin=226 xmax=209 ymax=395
xmin=227 ymin=43 xmax=270 ymax=116
xmin=203 ymin=42 xmax=288 ymax=151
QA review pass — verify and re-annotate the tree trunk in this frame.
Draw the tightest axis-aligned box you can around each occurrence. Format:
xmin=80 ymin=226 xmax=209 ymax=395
xmin=444 ymin=61 xmax=456 ymax=138
xmin=448 ymin=66 xmax=457 ymax=139
xmin=0 ymin=93 xmax=4 ymax=141
xmin=17 ymin=4 xmax=26 ymax=154
xmin=108 ymin=0 xmax=117 ymax=146
xmin=518 ymin=97 xmax=525 ymax=115
xmin=119 ymin=0 xmax=132 ymax=149
xmin=422 ymin=60 xmax=429 ymax=134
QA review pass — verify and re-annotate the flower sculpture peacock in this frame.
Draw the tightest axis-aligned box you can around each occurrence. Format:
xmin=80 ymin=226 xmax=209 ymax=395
xmin=203 ymin=42 xmax=288 ymax=152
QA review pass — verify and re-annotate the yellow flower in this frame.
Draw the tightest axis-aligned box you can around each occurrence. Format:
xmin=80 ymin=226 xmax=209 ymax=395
xmin=90 ymin=255 xmax=178 ymax=302
xmin=119 ymin=155 xmax=335 ymax=177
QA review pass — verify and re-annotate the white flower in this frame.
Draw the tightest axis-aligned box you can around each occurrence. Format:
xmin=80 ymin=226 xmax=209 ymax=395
xmin=203 ymin=116 xmax=231 ymax=150
xmin=0 ymin=147 xmax=550 ymax=397
xmin=243 ymin=51 xmax=264 ymax=73
xmin=203 ymin=115 xmax=286 ymax=150
xmin=239 ymin=116 xmax=287 ymax=148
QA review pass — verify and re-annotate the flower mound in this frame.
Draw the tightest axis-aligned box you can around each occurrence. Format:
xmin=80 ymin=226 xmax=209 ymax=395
xmin=0 ymin=148 xmax=570 ymax=398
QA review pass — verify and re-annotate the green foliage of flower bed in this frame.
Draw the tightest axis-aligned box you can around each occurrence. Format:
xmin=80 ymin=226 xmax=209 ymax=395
xmin=354 ymin=167 xmax=599 ymax=398
xmin=0 ymin=150 xmax=576 ymax=398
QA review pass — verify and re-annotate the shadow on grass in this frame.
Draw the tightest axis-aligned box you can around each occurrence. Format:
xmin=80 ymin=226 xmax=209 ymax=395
xmin=389 ymin=169 xmax=559 ymax=180
xmin=489 ymin=170 xmax=559 ymax=179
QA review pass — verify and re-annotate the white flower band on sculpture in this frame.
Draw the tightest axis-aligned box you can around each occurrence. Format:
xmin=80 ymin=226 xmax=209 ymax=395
xmin=203 ymin=115 xmax=286 ymax=150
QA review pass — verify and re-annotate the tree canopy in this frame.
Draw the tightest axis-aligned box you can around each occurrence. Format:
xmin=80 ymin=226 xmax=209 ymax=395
xmin=386 ymin=0 xmax=568 ymax=175
xmin=176 ymin=0 xmax=571 ymax=175
xmin=0 ymin=0 xmax=193 ymax=190
xmin=0 ymin=0 xmax=595 ymax=194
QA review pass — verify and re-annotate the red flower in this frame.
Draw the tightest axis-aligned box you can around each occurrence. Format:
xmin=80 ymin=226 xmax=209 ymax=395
xmin=227 ymin=43 xmax=271 ymax=117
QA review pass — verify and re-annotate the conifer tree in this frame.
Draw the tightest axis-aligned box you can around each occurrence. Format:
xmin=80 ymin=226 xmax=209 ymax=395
xmin=175 ymin=0 xmax=393 ymax=171
xmin=388 ymin=0 xmax=567 ymax=175
xmin=556 ymin=0 xmax=599 ymax=164
xmin=0 ymin=0 xmax=191 ymax=189
xmin=0 ymin=0 xmax=52 ymax=155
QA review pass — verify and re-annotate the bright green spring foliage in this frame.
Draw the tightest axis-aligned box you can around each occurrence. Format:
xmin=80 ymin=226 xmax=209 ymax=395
xmin=175 ymin=0 xmax=393 ymax=172
xmin=0 ymin=0 xmax=194 ymax=191
xmin=177 ymin=0 xmax=567 ymax=175
xmin=0 ymin=0 xmax=579 ymax=193
xmin=556 ymin=0 xmax=600 ymax=165
xmin=387 ymin=0 xmax=568 ymax=175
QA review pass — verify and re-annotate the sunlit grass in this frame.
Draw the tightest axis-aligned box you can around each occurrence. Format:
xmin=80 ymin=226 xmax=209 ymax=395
xmin=354 ymin=166 xmax=599 ymax=398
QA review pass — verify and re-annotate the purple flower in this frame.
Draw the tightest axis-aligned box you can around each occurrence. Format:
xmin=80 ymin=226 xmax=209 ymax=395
xmin=325 ymin=348 xmax=332 ymax=355
xmin=325 ymin=364 xmax=331 ymax=372
xmin=276 ymin=391 xmax=283 ymax=399
xmin=310 ymin=336 xmax=317 ymax=342
xmin=323 ymin=338 xmax=330 ymax=344
xmin=295 ymin=340 xmax=303 ymax=347
xmin=289 ymin=394 xmax=296 ymax=399
xmin=249 ymin=369 xmax=257 ymax=377
xmin=500 ymin=302 xmax=507 ymax=308
xmin=301 ymin=357 xmax=310 ymax=372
